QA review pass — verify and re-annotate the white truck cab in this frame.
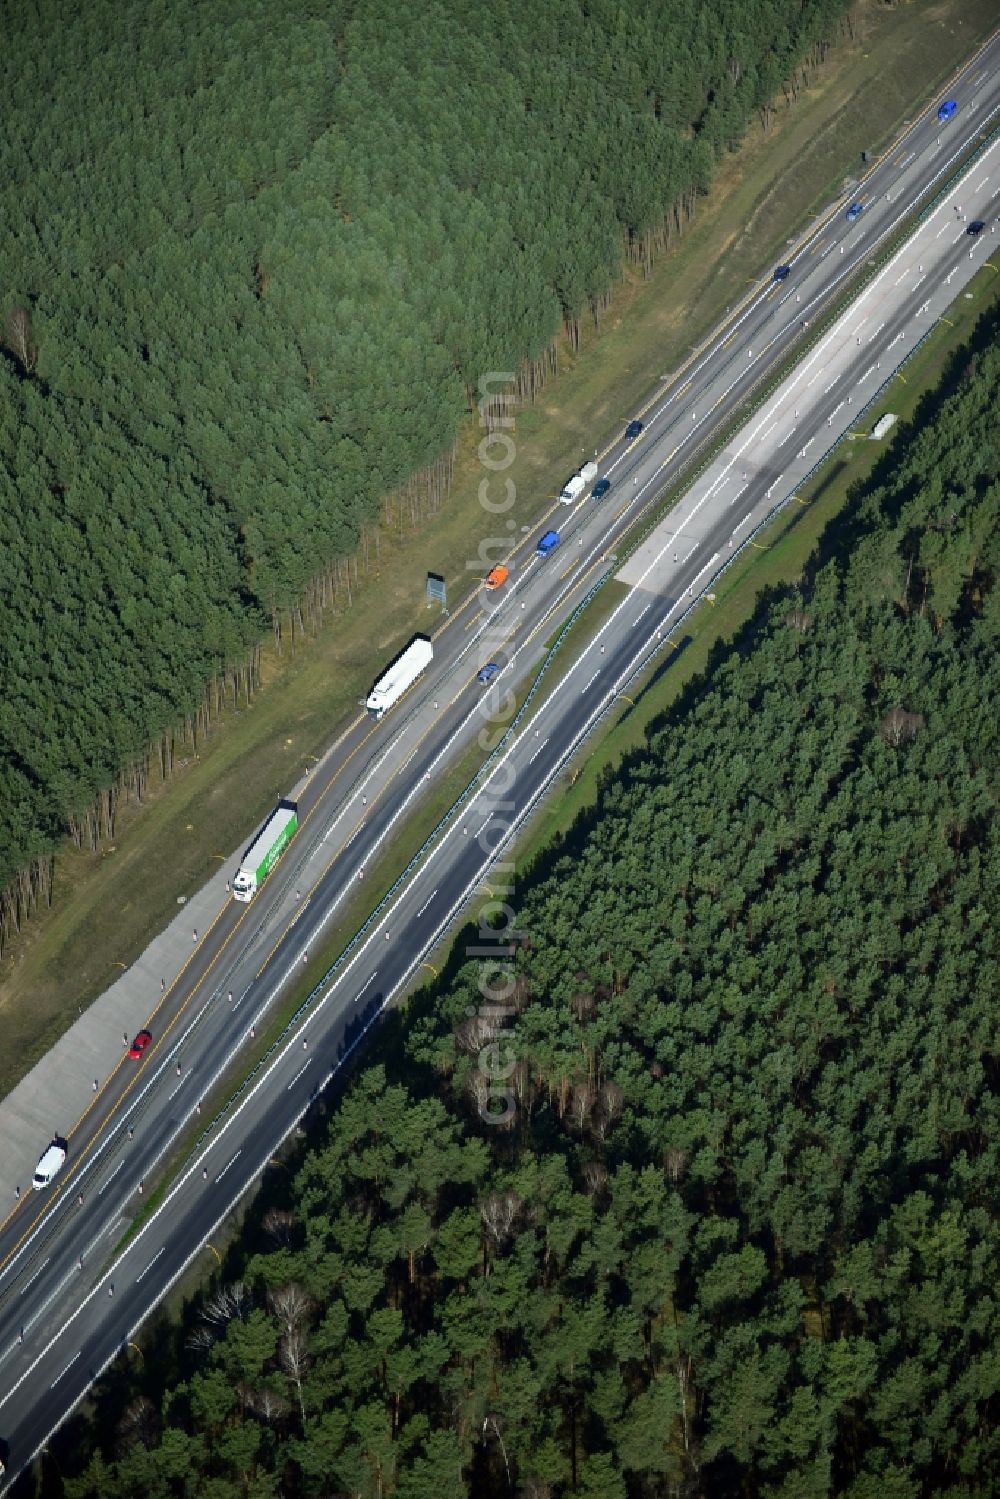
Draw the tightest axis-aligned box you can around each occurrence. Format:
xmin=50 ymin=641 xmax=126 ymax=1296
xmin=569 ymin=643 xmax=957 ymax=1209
xmin=32 ymin=1141 xmax=67 ymax=1190
xmin=559 ymin=462 xmax=598 ymax=503
xmin=559 ymin=473 xmax=585 ymax=504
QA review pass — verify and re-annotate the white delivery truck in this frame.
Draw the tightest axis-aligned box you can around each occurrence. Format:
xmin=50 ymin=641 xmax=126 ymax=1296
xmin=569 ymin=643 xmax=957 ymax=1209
xmin=367 ymin=636 xmax=434 ymax=720
xmin=33 ymin=1140 xmax=67 ymax=1190
xmin=559 ymin=461 xmax=598 ymax=503
xmin=232 ymin=800 xmax=298 ymax=902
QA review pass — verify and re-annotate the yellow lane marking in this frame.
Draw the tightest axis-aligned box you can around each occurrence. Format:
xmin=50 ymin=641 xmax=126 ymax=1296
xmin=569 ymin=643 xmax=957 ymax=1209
xmin=0 ymin=887 xmax=248 ymax=1262
xmin=517 ymin=553 xmax=613 ymax=656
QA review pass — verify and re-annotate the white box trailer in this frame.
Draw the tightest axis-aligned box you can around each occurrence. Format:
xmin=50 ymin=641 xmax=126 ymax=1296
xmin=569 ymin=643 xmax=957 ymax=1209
xmin=870 ymin=412 xmax=897 ymax=440
xmin=232 ymin=800 xmax=298 ymax=902
xmin=559 ymin=461 xmax=598 ymax=503
xmin=367 ymin=636 xmax=434 ymax=719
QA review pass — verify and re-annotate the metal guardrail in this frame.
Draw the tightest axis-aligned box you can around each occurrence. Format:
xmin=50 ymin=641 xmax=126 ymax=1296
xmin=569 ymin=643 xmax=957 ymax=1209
xmin=189 ymin=122 xmax=999 ymax=1159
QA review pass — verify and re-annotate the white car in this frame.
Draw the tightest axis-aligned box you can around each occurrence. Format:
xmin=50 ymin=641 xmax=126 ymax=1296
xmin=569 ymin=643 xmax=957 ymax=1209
xmin=33 ymin=1141 xmax=67 ymax=1190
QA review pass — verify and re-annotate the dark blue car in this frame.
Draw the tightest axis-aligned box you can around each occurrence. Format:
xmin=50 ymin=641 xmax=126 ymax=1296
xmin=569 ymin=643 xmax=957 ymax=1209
xmin=477 ymin=662 xmax=500 ymax=685
xmin=846 ymin=202 xmax=864 ymax=223
xmin=773 ymin=264 xmax=791 ymax=282
xmin=625 ymin=419 xmax=644 ymax=440
xmin=591 ymin=477 xmax=611 ymax=498
xmin=937 ymin=100 xmax=957 ymax=122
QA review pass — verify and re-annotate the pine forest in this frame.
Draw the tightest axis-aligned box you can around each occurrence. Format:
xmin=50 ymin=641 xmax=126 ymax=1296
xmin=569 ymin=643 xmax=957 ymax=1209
xmin=0 ymin=0 xmax=853 ymax=940
xmin=57 ymin=313 xmax=1000 ymax=1497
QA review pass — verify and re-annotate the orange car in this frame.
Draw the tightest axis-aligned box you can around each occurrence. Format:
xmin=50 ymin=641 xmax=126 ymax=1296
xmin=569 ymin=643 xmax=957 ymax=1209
xmin=485 ymin=565 xmax=509 ymax=590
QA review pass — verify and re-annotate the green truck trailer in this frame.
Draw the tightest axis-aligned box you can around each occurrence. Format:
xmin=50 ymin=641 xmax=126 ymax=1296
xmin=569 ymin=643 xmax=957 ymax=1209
xmin=232 ymin=800 xmax=298 ymax=902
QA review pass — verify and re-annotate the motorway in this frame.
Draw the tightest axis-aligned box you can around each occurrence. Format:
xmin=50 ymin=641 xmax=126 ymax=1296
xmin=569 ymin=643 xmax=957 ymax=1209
xmin=0 ymin=33 xmax=998 ymax=1487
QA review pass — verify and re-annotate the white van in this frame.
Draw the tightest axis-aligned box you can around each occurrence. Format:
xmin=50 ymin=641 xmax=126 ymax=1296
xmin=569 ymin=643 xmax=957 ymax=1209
xmin=32 ymin=1142 xmax=67 ymax=1190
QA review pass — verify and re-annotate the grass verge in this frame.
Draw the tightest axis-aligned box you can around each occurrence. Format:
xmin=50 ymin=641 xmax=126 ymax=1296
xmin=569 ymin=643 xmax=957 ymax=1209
xmin=511 ymin=267 xmax=1000 ymax=863
xmin=110 ymin=710 xmax=528 ymax=1243
xmin=1 ymin=0 xmax=996 ymax=1099
xmin=111 ymin=263 xmax=1000 ymax=1230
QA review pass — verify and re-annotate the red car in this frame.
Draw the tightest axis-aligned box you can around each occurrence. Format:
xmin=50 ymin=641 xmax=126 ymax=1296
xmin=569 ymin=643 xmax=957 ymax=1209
xmin=128 ymin=1029 xmax=153 ymax=1059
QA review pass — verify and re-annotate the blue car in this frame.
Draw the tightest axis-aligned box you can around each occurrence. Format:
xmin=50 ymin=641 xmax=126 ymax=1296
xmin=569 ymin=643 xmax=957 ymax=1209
xmin=477 ymin=662 xmax=500 ymax=685
xmin=536 ymin=529 xmax=560 ymax=556
xmin=591 ymin=477 xmax=611 ymax=498
xmin=937 ymin=100 xmax=957 ymax=121
xmin=773 ymin=264 xmax=791 ymax=282
xmin=846 ymin=202 xmax=864 ymax=223
xmin=625 ymin=419 xmax=644 ymax=440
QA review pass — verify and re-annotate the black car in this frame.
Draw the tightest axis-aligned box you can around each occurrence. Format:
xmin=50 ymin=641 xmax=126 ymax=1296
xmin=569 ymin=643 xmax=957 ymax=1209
xmin=967 ymin=220 xmax=985 ymax=236
xmin=591 ymin=477 xmax=611 ymax=498
xmin=773 ymin=264 xmax=791 ymax=281
xmin=625 ymin=419 xmax=644 ymax=440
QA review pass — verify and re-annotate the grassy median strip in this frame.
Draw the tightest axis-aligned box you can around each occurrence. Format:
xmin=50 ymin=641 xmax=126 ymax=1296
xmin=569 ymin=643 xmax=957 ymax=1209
xmin=110 ymin=702 xmax=531 ymax=1246
xmin=111 ymin=258 xmax=998 ymax=1235
xmin=513 ymin=267 xmax=1000 ymax=863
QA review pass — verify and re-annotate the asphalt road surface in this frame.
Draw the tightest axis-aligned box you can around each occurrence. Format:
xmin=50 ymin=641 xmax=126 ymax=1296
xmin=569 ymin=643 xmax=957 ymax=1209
xmin=1 ymin=34 xmax=998 ymax=1487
